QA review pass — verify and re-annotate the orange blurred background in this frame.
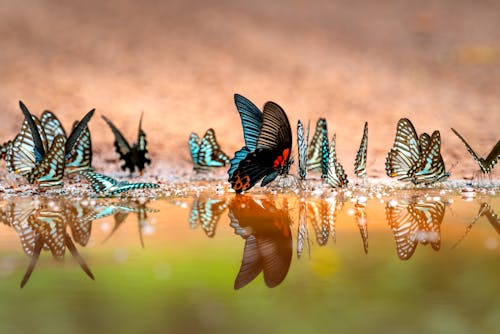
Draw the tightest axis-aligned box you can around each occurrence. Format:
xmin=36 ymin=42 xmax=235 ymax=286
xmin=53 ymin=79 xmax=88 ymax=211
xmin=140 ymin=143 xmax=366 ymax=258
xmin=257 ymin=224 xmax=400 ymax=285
xmin=0 ymin=0 xmax=499 ymax=178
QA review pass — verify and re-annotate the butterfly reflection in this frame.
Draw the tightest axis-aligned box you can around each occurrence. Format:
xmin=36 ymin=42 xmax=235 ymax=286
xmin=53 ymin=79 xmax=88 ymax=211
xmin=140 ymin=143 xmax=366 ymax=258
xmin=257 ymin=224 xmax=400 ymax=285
xmin=386 ymin=197 xmax=445 ymax=260
xmin=453 ymin=203 xmax=500 ymax=248
xmin=303 ymin=197 xmax=344 ymax=249
xmin=189 ymin=196 xmax=228 ymax=238
xmin=228 ymin=195 xmax=292 ymax=289
xmin=0 ymin=198 xmax=95 ymax=288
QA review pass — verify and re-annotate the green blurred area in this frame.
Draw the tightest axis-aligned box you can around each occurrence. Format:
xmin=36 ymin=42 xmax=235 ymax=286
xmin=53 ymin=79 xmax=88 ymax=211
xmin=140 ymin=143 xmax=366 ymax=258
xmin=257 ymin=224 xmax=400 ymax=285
xmin=0 ymin=234 xmax=498 ymax=334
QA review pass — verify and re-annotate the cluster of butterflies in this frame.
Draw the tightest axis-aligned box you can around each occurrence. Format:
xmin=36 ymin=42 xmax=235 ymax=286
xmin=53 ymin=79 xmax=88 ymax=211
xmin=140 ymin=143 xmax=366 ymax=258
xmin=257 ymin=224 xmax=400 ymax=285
xmin=189 ymin=94 xmax=499 ymax=192
xmin=0 ymin=101 xmax=157 ymax=196
xmin=0 ymin=197 xmax=158 ymax=287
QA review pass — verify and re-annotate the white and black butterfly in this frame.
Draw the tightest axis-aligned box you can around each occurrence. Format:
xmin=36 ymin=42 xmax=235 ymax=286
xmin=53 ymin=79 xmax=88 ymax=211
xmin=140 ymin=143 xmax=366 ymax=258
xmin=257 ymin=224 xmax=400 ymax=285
xmin=307 ymin=118 xmax=328 ymax=172
xmin=354 ymin=122 xmax=368 ymax=178
xmin=297 ymin=120 xmax=310 ymax=180
xmin=326 ymin=134 xmax=349 ymax=188
xmin=40 ymin=110 xmax=94 ymax=173
xmin=386 ymin=118 xmax=449 ymax=185
xmin=80 ymin=171 xmax=159 ymax=196
xmin=451 ymin=128 xmax=499 ymax=175
xmin=189 ymin=128 xmax=230 ymax=171
xmin=189 ymin=197 xmax=228 ymax=238
xmin=386 ymin=198 xmax=445 ymax=260
xmin=102 ymin=113 xmax=151 ymax=175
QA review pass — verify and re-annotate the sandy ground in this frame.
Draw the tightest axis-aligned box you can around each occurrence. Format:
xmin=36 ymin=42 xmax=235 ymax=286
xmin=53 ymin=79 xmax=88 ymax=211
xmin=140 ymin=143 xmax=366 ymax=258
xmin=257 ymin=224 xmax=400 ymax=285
xmin=0 ymin=0 xmax=499 ymax=180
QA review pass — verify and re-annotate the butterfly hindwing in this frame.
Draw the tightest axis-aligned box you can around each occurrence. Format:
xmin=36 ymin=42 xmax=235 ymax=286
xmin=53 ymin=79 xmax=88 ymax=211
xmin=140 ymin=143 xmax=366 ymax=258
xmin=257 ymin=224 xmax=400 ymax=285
xmin=307 ymin=118 xmax=327 ymax=171
xmin=27 ymin=135 xmax=66 ymax=187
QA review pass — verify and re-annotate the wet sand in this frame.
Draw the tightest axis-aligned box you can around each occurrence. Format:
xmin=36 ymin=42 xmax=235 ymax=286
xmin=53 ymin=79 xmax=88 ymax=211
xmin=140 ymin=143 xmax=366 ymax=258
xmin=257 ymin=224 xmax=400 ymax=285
xmin=0 ymin=0 xmax=499 ymax=180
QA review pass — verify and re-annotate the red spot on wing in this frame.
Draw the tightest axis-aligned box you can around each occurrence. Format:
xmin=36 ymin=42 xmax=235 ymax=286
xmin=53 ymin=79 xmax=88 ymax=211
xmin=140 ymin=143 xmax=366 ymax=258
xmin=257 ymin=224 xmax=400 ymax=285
xmin=273 ymin=148 xmax=290 ymax=169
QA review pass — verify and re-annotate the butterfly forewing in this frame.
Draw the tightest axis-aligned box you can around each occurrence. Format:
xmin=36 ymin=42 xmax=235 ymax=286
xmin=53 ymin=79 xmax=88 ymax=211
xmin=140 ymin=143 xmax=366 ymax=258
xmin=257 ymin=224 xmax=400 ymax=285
xmin=326 ymin=134 xmax=348 ymax=188
xmin=28 ymin=135 xmax=66 ymax=187
xmin=40 ymin=111 xmax=67 ymax=146
xmin=66 ymin=121 xmax=93 ymax=173
xmin=409 ymin=131 xmax=449 ymax=184
xmin=307 ymin=118 xmax=327 ymax=171
xmin=297 ymin=120 xmax=309 ymax=180
xmin=385 ymin=118 xmax=420 ymax=180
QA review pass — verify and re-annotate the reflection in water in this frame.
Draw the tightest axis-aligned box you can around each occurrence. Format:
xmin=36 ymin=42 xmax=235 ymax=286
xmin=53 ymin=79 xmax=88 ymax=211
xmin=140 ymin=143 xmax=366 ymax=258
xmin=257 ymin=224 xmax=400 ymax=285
xmin=453 ymin=203 xmax=500 ymax=248
xmin=386 ymin=198 xmax=445 ymax=260
xmin=99 ymin=200 xmax=159 ymax=248
xmin=189 ymin=197 xmax=228 ymax=238
xmin=307 ymin=198 xmax=343 ymax=247
xmin=0 ymin=199 xmax=94 ymax=288
xmin=354 ymin=203 xmax=369 ymax=254
xmin=228 ymin=195 xmax=292 ymax=289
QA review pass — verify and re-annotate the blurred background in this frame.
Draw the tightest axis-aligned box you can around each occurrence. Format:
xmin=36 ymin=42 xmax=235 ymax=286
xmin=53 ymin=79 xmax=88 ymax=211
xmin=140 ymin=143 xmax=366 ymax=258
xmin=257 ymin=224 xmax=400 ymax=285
xmin=0 ymin=0 xmax=499 ymax=177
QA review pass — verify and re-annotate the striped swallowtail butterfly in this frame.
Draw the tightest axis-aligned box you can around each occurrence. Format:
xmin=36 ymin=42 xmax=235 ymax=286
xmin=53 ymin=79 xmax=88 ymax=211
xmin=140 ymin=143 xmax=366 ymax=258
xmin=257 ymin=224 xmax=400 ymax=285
xmin=326 ymin=134 xmax=349 ymax=188
xmin=297 ymin=120 xmax=310 ymax=180
xmin=451 ymin=128 xmax=499 ymax=175
xmin=307 ymin=118 xmax=328 ymax=172
xmin=189 ymin=128 xmax=230 ymax=171
xmin=80 ymin=170 xmax=159 ymax=196
xmin=102 ymin=113 xmax=151 ymax=175
xmin=228 ymin=94 xmax=293 ymax=193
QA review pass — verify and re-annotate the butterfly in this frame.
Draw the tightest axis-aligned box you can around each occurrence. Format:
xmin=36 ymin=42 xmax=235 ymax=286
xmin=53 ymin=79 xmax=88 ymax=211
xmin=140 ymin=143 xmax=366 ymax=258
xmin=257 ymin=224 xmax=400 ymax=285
xmin=386 ymin=118 xmax=449 ymax=185
xmin=297 ymin=199 xmax=311 ymax=259
xmin=453 ymin=203 xmax=500 ymax=248
xmin=228 ymin=94 xmax=293 ymax=193
xmin=189 ymin=128 xmax=230 ymax=171
xmin=5 ymin=102 xmax=66 ymax=187
xmin=102 ymin=113 xmax=151 ymax=175
xmin=229 ymin=195 xmax=292 ymax=289
xmin=386 ymin=198 xmax=445 ymax=260
xmin=80 ymin=170 xmax=159 ymax=196
xmin=354 ymin=203 xmax=368 ymax=254
xmin=307 ymin=118 xmax=328 ymax=172
xmin=189 ymin=197 xmax=228 ymax=238
xmin=326 ymin=134 xmax=349 ymax=188
xmin=451 ymin=128 xmax=499 ymax=175
xmin=40 ymin=110 xmax=94 ymax=173
xmin=297 ymin=120 xmax=310 ymax=180
xmin=354 ymin=122 xmax=368 ymax=178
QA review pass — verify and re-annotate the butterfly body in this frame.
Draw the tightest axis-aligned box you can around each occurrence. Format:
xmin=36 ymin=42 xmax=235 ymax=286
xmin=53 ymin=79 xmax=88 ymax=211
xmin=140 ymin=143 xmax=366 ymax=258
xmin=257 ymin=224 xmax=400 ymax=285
xmin=102 ymin=114 xmax=151 ymax=175
xmin=189 ymin=128 xmax=230 ymax=170
xmin=229 ymin=94 xmax=293 ymax=193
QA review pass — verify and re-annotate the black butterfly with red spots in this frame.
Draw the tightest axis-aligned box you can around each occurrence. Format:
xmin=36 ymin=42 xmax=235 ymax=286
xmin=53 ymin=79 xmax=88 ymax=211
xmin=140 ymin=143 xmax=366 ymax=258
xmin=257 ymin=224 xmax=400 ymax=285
xmin=228 ymin=94 xmax=293 ymax=193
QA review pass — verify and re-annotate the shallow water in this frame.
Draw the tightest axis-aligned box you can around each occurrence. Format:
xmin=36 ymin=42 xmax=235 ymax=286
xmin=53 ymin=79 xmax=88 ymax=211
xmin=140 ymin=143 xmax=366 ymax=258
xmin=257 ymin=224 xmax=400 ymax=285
xmin=0 ymin=183 xmax=499 ymax=334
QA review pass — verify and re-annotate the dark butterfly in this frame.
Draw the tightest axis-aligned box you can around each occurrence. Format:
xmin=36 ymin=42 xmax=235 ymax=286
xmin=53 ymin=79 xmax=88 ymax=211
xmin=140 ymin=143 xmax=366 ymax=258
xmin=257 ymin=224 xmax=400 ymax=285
xmin=228 ymin=94 xmax=293 ymax=193
xmin=229 ymin=195 xmax=292 ymax=289
xmin=326 ymin=134 xmax=349 ymax=188
xmin=80 ymin=171 xmax=159 ymax=196
xmin=386 ymin=198 xmax=445 ymax=260
xmin=40 ymin=110 xmax=94 ymax=173
xmin=189 ymin=128 xmax=230 ymax=171
xmin=386 ymin=118 xmax=449 ymax=185
xmin=189 ymin=197 xmax=228 ymax=238
xmin=451 ymin=128 xmax=499 ymax=175
xmin=307 ymin=118 xmax=328 ymax=172
xmin=354 ymin=122 xmax=368 ymax=178
xmin=297 ymin=120 xmax=310 ymax=180
xmin=102 ymin=113 xmax=151 ymax=175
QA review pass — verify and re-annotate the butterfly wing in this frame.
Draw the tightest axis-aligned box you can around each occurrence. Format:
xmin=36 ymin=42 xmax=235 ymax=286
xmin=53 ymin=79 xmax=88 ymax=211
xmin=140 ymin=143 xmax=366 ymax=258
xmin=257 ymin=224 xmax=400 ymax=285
xmin=188 ymin=133 xmax=201 ymax=166
xmin=28 ymin=135 xmax=66 ymax=187
xmin=229 ymin=101 xmax=292 ymax=192
xmin=80 ymin=171 xmax=119 ymax=194
xmin=326 ymin=134 xmax=349 ymax=188
xmin=386 ymin=201 xmax=418 ymax=260
xmin=66 ymin=120 xmax=93 ymax=173
xmin=19 ymin=101 xmax=47 ymax=161
xmin=410 ymin=200 xmax=445 ymax=251
xmin=307 ymin=118 xmax=327 ymax=171
xmin=102 ymin=115 xmax=133 ymax=171
xmin=134 ymin=113 xmax=152 ymax=173
xmin=41 ymin=110 xmax=67 ymax=146
xmin=354 ymin=122 xmax=368 ymax=177
xmin=483 ymin=140 xmax=500 ymax=173
xmin=196 ymin=129 xmax=230 ymax=169
xmin=228 ymin=94 xmax=263 ymax=179
xmin=385 ymin=118 xmax=420 ymax=180
xmin=297 ymin=120 xmax=309 ymax=180
xmin=409 ymin=131 xmax=449 ymax=184
xmin=199 ymin=198 xmax=228 ymax=237
xmin=0 ymin=140 xmax=13 ymax=160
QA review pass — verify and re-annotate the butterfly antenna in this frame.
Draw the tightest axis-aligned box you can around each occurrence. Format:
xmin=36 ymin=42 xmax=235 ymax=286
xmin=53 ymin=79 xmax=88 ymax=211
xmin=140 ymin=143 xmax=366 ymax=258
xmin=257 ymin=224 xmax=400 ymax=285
xmin=20 ymin=233 xmax=44 ymax=288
